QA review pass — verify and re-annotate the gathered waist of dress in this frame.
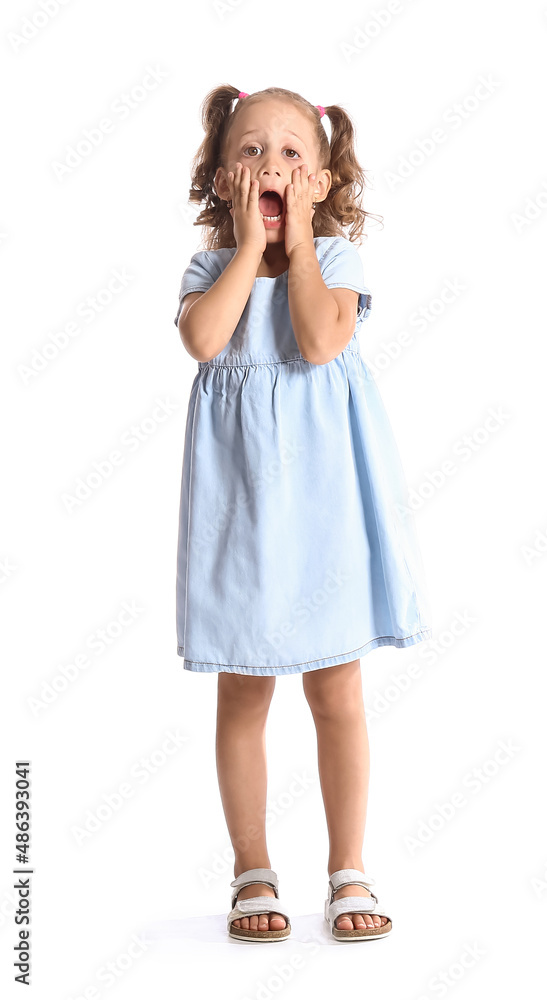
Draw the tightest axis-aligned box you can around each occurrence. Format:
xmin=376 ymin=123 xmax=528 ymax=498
xmin=198 ymin=346 xmax=361 ymax=370
xmin=198 ymin=354 xmax=305 ymax=370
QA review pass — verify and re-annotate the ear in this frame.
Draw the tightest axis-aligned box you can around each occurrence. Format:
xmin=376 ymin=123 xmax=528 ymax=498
xmin=313 ymin=168 xmax=332 ymax=205
xmin=214 ymin=166 xmax=229 ymax=201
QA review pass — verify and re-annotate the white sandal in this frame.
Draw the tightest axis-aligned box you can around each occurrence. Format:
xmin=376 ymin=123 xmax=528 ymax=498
xmin=324 ymin=868 xmax=392 ymax=941
xmin=227 ymin=867 xmax=291 ymax=942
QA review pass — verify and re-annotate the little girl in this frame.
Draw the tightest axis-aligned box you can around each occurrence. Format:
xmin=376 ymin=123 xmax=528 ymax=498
xmin=174 ymin=84 xmax=432 ymax=943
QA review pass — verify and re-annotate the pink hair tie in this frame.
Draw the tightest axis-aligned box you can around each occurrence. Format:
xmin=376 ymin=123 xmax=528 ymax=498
xmin=316 ymin=104 xmax=325 ymax=117
xmin=238 ymin=91 xmax=249 ymax=99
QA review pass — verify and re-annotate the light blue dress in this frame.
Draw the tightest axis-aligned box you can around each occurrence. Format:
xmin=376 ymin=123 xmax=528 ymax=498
xmin=174 ymin=236 xmax=432 ymax=675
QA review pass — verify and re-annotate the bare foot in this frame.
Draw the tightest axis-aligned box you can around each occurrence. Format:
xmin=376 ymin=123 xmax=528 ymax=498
xmin=231 ymin=882 xmax=286 ymax=932
xmin=333 ymin=882 xmax=389 ymax=931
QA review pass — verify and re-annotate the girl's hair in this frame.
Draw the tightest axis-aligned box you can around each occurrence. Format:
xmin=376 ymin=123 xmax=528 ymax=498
xmin=187 ymin=83 xmax=382 ymax=250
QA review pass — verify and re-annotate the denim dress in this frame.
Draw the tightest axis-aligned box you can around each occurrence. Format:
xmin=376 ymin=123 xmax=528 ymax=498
xmin=173 ymin=236 xmax=432 ymax=675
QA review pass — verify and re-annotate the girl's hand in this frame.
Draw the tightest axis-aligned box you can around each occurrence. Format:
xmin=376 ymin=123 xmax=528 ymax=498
xmin=227 ymin=163 xmax=267 ymax=255
xmin=284 ymin=164 xmax=316 ymax=258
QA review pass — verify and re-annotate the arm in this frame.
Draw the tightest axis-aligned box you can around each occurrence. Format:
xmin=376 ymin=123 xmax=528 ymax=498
xmin=287 ymin=242 xmax=359 ymax=365
xmin=178 ymin=244 xmax=263 ymax=362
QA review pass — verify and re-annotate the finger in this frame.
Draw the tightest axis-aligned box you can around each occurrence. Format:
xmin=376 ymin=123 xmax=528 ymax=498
xmin=300 ymin=164 xmax=312 ymax=198
xmin=247 ymin=175 xmax=259 ymax=210
xmin=239 ymin=163 xmax=251 ymax=207
xmin=227 ymin=166 xmax=235 ymax=204
xmin=249 ymin=176 xmax=259 ymax=207
xmin=237 ymin=163 xmax=247 ymax=205
xmin=299 ymin=165 xmax=315 ymax=210
xmin=295 ymin=164 xmax=307 ymax=194
xmin=232 ymin=163 xmax=241 ymax=205
xmin=242 ymin=165 xmax=254 ymax=207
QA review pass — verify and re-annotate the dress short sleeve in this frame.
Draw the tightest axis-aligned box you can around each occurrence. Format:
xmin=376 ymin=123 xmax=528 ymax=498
xmin=319 ymin=237 xmax=372 ymax=323
xmin=174 ymin=251 xmax=219 ymax=327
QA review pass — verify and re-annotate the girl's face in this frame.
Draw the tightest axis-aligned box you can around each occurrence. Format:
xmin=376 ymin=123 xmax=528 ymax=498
xmin=215 ymin=98 xmax=332 ymax=244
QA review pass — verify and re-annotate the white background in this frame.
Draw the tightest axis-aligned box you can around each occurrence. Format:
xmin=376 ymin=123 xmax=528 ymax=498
xmin=1 ymin=0 xmax=546 ymax=996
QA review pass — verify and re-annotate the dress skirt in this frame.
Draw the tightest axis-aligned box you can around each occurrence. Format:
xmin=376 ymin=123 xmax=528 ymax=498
xmin=174 ymin=237 xmax=432 ymax=674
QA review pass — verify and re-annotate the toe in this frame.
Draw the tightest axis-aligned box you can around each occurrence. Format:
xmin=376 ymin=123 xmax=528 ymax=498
xmin=335 ymin=915 xmax=354 ymax=930
xmin=257 ymin=913 xmax=269 ymax=930
xmin=364 ymin=915 xmax=375 ymax=928
xmin=269 ymin=913 xmax=286 ymax=929
xmin=372 ymin=916 xmax=381 ymax=927
xmin=352 ymin=914 xmax=366 ymax=929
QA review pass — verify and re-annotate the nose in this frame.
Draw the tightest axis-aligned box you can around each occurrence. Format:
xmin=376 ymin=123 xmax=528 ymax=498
xmin=259 ymin=165 xmax=282 ymax=182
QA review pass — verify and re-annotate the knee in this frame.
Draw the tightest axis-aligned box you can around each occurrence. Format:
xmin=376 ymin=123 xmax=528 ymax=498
xmin=304 ymin=687 xmax=355 ymax=720
xmin=303 ymin=666 xmax=363 ymax=720
xmin=306 ymin=694 xmax=364 ymax=724
xmin=218 ymin=672 xmax=275 ymax=716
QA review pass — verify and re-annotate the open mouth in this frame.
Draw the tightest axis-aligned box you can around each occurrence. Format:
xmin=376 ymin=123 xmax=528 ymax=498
xmin=258 ymin=190 xmax=284 ymax=221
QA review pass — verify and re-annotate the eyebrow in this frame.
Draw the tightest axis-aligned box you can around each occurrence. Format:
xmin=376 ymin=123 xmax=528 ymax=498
xmin=239 ymin=130 xmax=305 ymax=143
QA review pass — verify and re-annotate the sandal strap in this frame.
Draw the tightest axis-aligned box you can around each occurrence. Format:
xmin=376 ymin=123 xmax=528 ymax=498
xmin=328 ymin=868 xmax=376 ymax=899
xmin=227 ymin=895 xmax=291 ymax=927
xmin=230 ymin=868 xmax=279 ymax=909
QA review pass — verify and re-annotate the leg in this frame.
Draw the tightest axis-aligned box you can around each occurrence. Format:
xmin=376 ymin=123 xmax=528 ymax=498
xmin=302 ymin=659 xmax=387 ymax=930
xmin=216 ymin=671 xmax=286 ymax=932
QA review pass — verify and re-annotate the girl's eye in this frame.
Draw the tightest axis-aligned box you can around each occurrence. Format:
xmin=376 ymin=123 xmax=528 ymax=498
xmin=285 ymin=149 xmax=299 ymax=158
xmin=244 ymin=146 xmax=260 ymax=156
